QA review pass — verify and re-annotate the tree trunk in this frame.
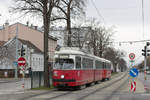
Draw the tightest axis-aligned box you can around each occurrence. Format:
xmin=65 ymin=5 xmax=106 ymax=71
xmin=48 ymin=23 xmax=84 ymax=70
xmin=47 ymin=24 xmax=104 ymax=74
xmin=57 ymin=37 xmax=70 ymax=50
xmin=43 ymin=1 xmax=51 ymax=88
xmin=67 ymin=4 xmax=72 ymax=47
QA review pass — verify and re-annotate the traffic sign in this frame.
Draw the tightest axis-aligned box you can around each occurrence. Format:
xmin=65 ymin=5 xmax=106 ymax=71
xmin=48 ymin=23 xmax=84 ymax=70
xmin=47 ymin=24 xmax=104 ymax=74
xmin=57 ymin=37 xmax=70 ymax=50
xmin=18 ymin=57 xmax=26 ymax=67
xmin=129 ymin=53 xmax=135 ymax=60
xmin=13 ymin=61 xmax=18 ymax=66
xmin=129 ymin=68 xmax=139 ymax=78
xmin=131 ymin=81 xmax=136 ymax=92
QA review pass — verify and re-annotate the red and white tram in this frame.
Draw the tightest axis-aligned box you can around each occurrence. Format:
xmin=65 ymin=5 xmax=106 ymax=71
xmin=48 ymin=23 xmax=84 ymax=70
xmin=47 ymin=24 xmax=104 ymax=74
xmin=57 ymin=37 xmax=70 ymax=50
xmin=52 ymin=47 xmax=112 ymax=88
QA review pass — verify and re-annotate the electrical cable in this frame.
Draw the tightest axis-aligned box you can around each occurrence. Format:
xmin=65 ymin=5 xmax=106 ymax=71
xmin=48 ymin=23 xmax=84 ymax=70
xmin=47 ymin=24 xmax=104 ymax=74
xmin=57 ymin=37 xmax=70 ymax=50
xmin=90 ymin=0 xmax=106 ymax=24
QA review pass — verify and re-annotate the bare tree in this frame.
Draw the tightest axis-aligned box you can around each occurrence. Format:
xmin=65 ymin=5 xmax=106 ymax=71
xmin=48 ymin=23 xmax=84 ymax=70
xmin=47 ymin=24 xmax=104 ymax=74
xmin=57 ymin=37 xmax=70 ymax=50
xmin=0 ymin=39 xmax=16 ymax=67
xmin=12 ymin=0 xmax=60 ymax=87
xmin=118 ymin=58 xmax=127 ymax=72
xmin=85 ymin=27 xmax=114 ymax=56
xmin=103 ymin=47 xmax=125 ymax=72
xmin=52 ymin=0 xmax=87 ymax=47
xmin=96 ymin=27 xmax=114 ymax=57
xmin=71 ymin=26 xmax=91 ymax=49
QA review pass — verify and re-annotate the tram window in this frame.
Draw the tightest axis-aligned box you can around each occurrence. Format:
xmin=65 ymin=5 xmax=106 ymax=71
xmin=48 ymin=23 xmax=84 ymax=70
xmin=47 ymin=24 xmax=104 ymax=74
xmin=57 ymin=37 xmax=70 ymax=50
xmin=103 ymin=62 xmax=105 ymax=69
xmin=82 ymin=58 xmax=93 ymax=69
xmin=108 ymin=64 xmax=111 ymax=69
xmin=54 ymin=58 xmax=74 ymax=69
xmin=95 ymin=60 xmax=103 ymax=69
xmin=106 ymin=63 xmax=108 ymax=69
xmin=76 ymin=56 xmax=81 ymax=69
xmin=106 ymin=63 xmax=109 ymax=69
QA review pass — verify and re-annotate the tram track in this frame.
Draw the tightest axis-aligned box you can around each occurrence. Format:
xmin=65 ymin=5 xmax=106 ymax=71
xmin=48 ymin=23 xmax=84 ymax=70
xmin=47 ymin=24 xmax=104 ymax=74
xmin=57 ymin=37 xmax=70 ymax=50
xmin=42 ymin=73 xmax=127 ymax=100
xmin=43 ymin=72 xmax=127 ymax=100
xmin=44 ymin=90 xmax=74 ymax=100
xmin=21 ymin=88 xmax=76 ymax=100
xmin=77 ymin=72 xmax=127 ymax=100
xmin=104 ymin=78 xmax=128 ymax=100
xmin=20 ymin=72 xmax=127 ymax=100
xmin=21 ymin=89 xmax=57 ymax=100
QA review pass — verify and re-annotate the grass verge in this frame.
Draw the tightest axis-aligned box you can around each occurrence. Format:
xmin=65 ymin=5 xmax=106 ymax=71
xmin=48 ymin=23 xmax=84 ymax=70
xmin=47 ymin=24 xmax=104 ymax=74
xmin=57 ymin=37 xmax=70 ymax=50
xmin=111 ymin=72 xmax=118 ymax=76
xmin=31 ymin=86 xmax=54 ymax=90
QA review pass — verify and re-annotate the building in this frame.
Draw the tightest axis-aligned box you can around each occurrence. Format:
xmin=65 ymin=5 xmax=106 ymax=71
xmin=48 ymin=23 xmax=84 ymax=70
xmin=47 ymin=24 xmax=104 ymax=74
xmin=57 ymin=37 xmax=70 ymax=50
xmin=0 ymin=22 xmax=57 ymax=62
xmin=49 ymin=27 xmax=92 ymax=48
xmin=0 ymin=22 xmax=58 ymax=78
xmin=0 ymin=37 xmax=45 ymax=77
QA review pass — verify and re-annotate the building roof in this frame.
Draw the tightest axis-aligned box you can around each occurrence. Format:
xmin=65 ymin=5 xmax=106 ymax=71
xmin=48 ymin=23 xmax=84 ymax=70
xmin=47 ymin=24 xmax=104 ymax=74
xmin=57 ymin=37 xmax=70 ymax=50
xmin=17 ymin=23 xmax=58 ymax=41
xmin=0 ymin=41 xmax=6 ymax=46
xmin=18 ymin=39 xmax=43 ymax=54
xmin=0 ymin=22 xmax=58 ymax=41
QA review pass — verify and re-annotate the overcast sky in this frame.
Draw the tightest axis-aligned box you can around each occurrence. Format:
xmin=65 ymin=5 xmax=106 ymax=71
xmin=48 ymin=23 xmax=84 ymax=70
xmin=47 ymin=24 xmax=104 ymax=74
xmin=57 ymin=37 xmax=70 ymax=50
xmin=86 ymin=0 xmax=150 ymax=65
xmin=0 ymin=0 xmax=150 ymax=65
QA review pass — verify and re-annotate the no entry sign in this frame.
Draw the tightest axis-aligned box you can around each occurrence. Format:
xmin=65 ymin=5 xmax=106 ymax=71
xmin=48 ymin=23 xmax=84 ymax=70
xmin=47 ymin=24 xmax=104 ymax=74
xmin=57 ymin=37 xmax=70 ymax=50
xmin=18 ymin=57 xmax=26 ymax=67
xmin=129 ymin=53 xmax=135 ymax=60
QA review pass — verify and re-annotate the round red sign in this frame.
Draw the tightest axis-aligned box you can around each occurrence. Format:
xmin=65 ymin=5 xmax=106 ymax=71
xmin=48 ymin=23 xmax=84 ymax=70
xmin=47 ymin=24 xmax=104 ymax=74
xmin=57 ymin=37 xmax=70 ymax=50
xmin=129 ymin=53 xmax=135 ymax=60
xmin=18 ymin=57 xmax=26 ymax=67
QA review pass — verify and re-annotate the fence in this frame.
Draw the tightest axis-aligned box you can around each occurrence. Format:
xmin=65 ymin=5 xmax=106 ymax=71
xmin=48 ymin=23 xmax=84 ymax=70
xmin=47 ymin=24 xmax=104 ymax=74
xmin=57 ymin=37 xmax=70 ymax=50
xmin=30 ymin=71 xmax=53 ymax=88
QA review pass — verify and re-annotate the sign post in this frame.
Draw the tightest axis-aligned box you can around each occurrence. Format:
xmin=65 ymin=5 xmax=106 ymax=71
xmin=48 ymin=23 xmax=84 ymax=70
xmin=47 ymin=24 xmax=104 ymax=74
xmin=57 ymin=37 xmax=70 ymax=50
xmin=18 ymin=57 xmax=26 ymax=91
xmin=18 ymin=57 xmax=26 ymax=66
xmin=128 ymin=53 xmax=138 ymax=93
xmin=129 ymin=68 xmax=139 ymax=78
xmin=129 ymin=68 xmax=139 ymax=93
xmin=129 ymin=53 xmax=135 ymax=60
xmin=129 ymin=53 xmax=135 ymax=68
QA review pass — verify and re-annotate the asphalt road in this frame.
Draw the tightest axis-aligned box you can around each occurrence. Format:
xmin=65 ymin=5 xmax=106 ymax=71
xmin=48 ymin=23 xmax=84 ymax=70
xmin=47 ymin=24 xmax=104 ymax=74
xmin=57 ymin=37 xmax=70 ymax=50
xmin=0 ymin=78 xmax=31 ymax=95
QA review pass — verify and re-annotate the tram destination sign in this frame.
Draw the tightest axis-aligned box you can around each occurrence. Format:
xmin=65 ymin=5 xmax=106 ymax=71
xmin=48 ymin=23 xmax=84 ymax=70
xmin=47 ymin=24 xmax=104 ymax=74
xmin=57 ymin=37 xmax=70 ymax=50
xmin=59 ymin=54 xmax=69 ymax=58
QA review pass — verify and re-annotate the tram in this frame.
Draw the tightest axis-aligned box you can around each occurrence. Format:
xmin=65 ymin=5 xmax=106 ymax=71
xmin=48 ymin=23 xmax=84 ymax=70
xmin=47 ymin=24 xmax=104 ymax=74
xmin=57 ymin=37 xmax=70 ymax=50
xmin=52 ymin=47 xmax=112 ymax=89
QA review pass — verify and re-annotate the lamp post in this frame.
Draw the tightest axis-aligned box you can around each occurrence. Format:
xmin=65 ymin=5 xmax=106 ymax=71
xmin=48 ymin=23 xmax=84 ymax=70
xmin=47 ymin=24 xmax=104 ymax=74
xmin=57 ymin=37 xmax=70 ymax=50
xmin=15 ymin=24 xmax=18 ymax=78
xmin=30 ymin=49 xmax=34 ymax=89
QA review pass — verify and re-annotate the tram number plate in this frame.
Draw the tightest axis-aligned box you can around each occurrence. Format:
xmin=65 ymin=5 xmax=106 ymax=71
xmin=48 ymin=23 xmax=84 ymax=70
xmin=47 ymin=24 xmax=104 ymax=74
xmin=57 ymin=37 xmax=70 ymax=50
xmin=59 ymin=82 xmax=66 ymax=86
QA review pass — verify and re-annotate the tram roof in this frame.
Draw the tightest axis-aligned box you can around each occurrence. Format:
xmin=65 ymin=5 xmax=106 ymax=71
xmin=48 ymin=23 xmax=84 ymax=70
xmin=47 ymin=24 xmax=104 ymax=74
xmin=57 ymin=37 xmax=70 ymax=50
xmin=94 ymin=56 xmax=111 ymax=63
xmin=55 ymin=47 xmax=86 ymax=55
xmin=55 ymin=47 xmax=111 ymax=63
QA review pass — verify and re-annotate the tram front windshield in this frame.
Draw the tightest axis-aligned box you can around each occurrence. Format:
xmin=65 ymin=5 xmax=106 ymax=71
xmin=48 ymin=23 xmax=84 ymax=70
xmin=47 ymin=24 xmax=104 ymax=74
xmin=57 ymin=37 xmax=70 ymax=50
xmin=54 ymin=58 xmax=74 ymax=69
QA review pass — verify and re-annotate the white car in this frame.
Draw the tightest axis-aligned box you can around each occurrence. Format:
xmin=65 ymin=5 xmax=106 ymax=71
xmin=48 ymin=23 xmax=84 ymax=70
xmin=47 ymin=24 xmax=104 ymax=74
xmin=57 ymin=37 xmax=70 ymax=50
xmin=146 ymin=71 xmax=150 ymax=75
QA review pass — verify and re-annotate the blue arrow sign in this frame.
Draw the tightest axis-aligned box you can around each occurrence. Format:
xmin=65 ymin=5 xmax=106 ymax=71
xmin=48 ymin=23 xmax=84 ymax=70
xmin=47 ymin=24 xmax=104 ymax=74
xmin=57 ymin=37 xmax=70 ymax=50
xmin=129 ymin=68 xmax=139 ymax=78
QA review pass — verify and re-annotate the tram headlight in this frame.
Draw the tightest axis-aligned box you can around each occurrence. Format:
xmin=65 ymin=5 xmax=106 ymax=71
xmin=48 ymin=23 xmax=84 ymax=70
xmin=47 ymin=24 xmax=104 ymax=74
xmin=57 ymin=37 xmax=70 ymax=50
xmin=61 ymin=75 xmax=64 ymax=79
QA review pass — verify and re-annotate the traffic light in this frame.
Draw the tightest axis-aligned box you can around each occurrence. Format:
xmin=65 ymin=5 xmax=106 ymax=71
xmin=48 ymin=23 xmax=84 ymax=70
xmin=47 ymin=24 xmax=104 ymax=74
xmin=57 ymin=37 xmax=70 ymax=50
xmin=142 ymin=46 xmax=147 ymax=57
xmin=147 ymin=50 xmax=150 ymax=56
xmin=146 ymin=42 xmax=150 ymax=56
xmin=147 ymin=42 xmax=150 ymax=46
xmin=142 ymin=44 xmax=150 ymax=57
xmin=21 ymin=45 xmax=26 ymax=57
xmin=17 ymin=49 xmax=21 ymax=56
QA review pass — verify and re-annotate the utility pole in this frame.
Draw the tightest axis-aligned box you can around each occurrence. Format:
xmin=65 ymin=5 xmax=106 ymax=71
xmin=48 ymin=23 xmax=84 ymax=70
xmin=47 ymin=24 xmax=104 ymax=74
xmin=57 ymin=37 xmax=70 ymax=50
xmin=15 ymin=24 xmax=18 ymax=78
